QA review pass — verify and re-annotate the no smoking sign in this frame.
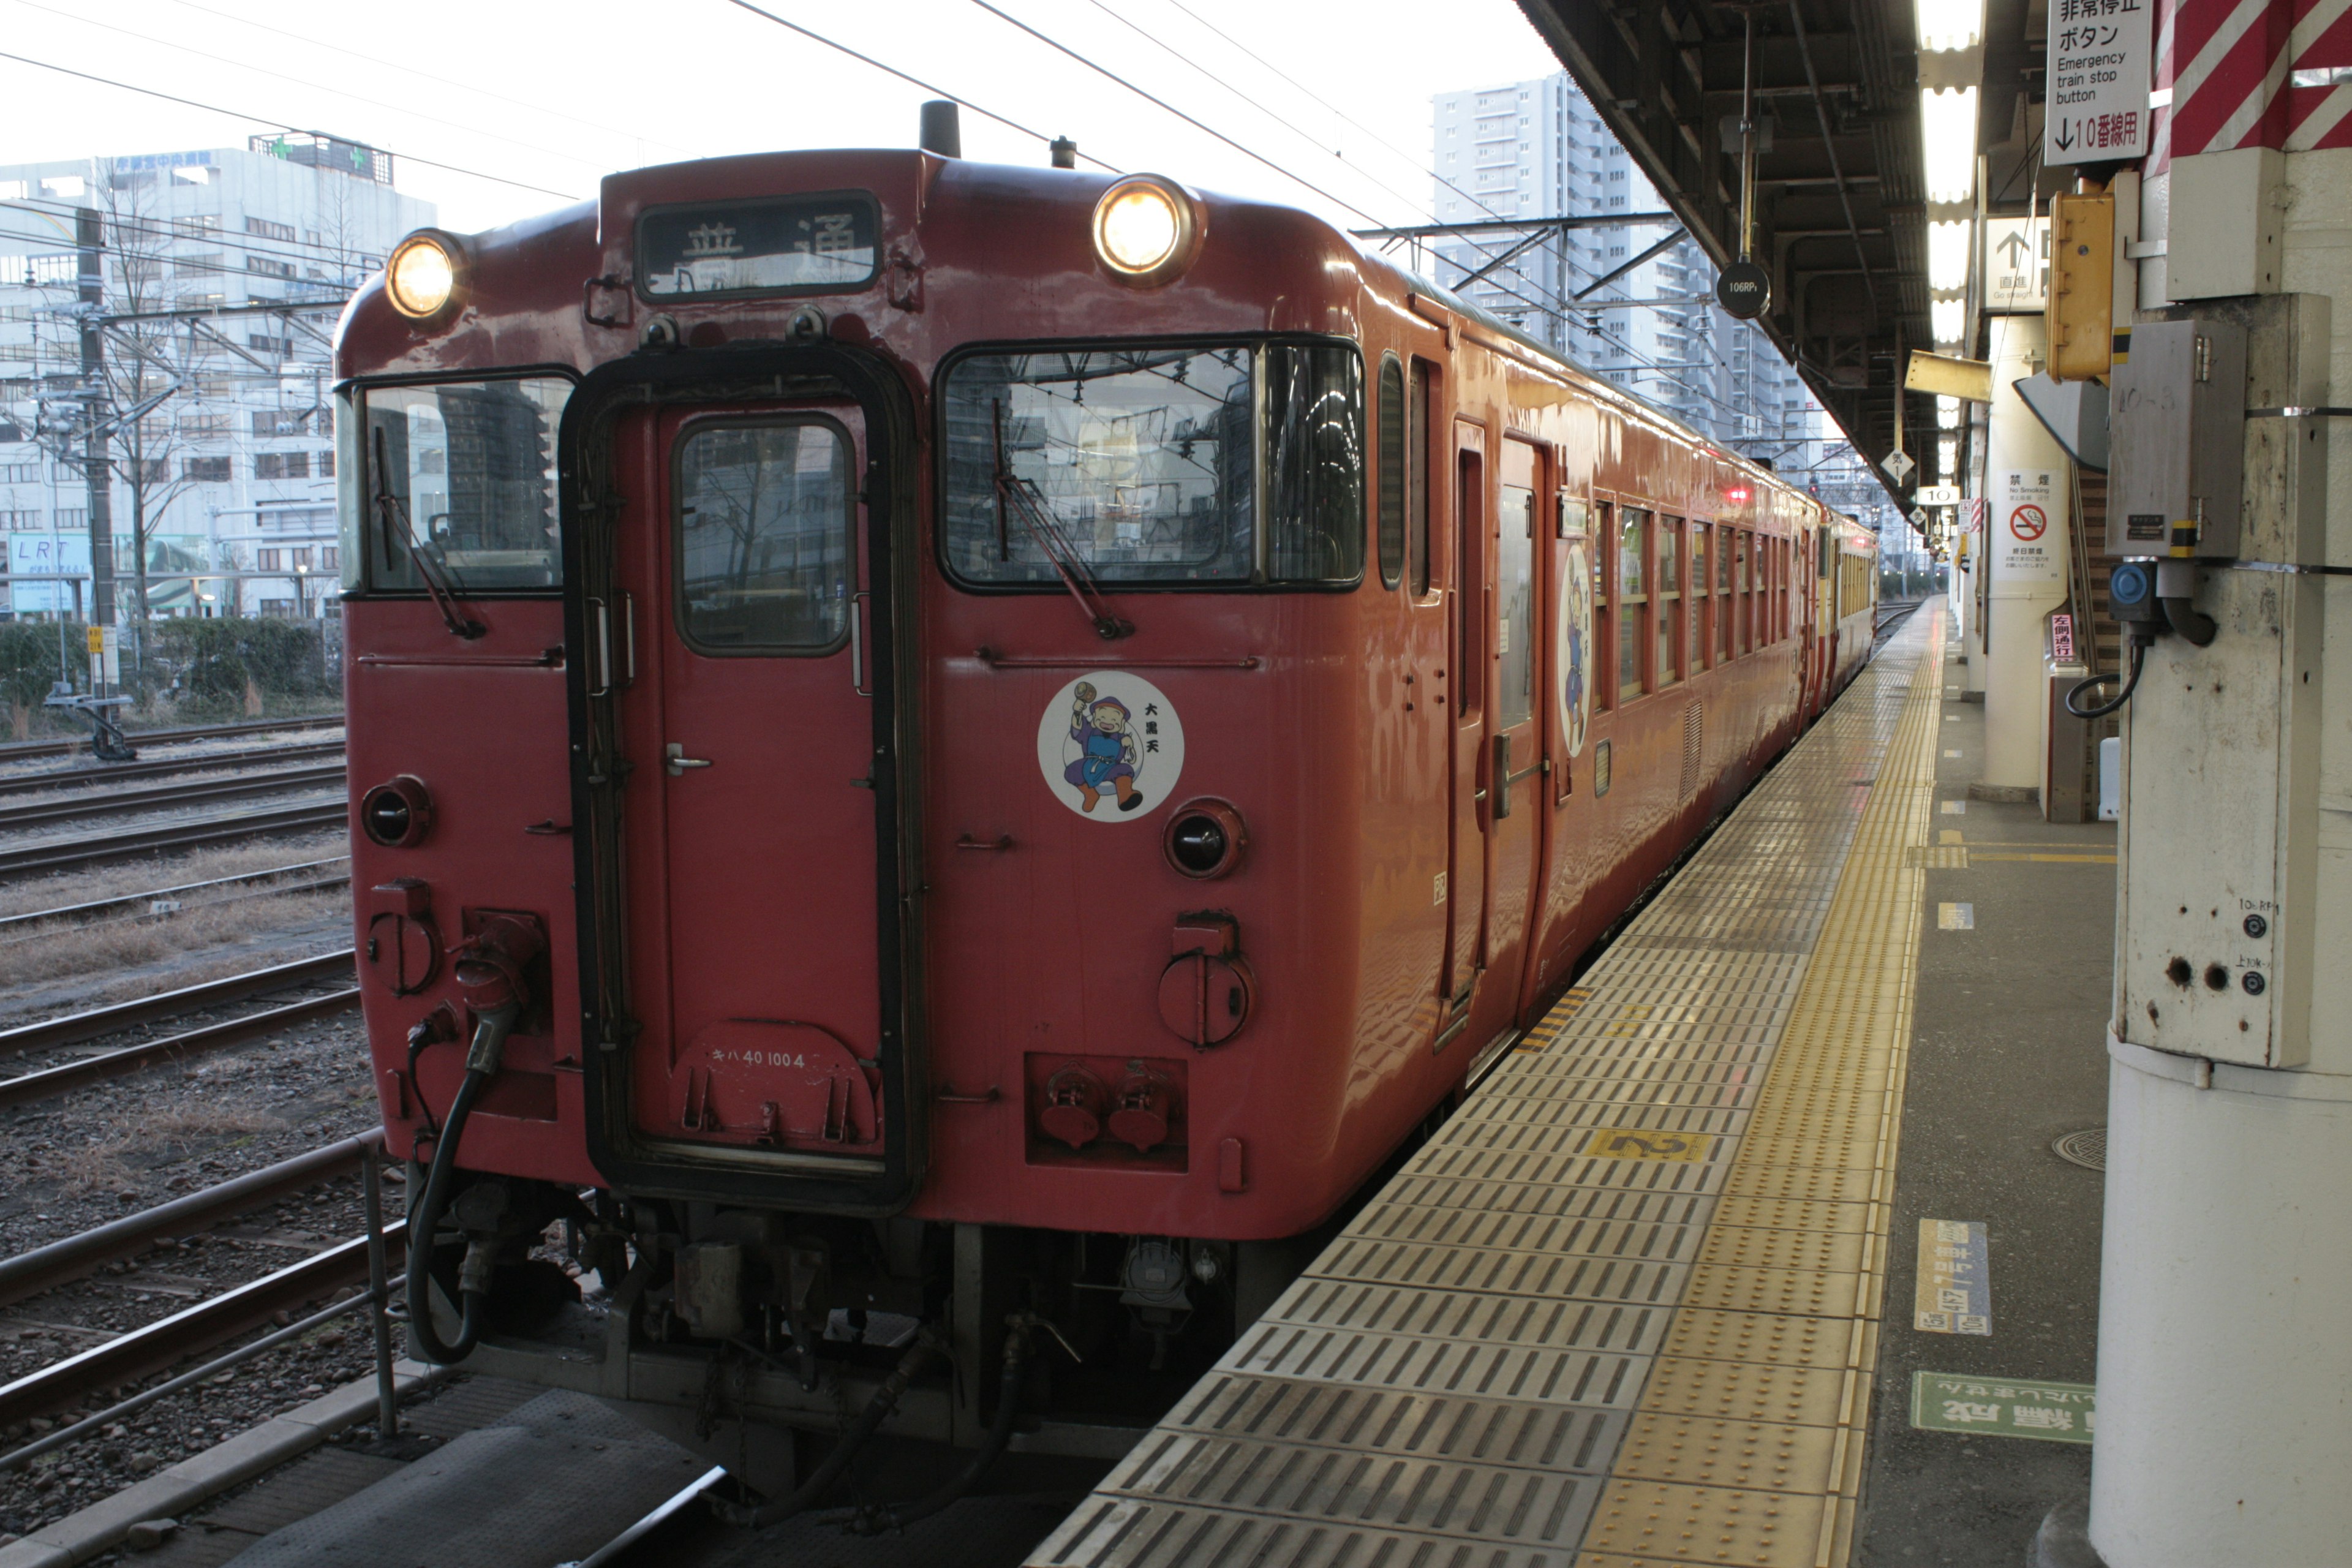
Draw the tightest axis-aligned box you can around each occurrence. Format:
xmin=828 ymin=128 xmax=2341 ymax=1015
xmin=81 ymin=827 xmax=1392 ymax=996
xmin=2010 ymin=503 xmax=2048 ymax=542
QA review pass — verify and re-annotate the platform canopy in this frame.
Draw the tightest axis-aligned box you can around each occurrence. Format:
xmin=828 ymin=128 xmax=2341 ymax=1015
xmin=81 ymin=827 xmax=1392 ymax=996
xmin=1515 ymin=0 xmax=2030 ymax=491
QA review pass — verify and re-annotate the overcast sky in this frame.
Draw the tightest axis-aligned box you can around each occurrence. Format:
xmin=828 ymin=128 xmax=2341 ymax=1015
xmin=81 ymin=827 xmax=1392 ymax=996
xmin=0 ymin=0 xmax=1561 ymax=236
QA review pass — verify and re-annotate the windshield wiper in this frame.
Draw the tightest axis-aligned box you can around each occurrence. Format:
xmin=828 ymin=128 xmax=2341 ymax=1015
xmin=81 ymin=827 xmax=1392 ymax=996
xmin=992 ymin=400 xmax=1133 ymax=641
xmin=373 ymin=425 xmax=485 ymax=640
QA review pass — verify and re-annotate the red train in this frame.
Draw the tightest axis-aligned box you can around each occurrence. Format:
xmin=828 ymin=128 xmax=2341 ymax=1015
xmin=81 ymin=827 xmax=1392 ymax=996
xmin=337 ymin=116 xmax=1875 ymax=1486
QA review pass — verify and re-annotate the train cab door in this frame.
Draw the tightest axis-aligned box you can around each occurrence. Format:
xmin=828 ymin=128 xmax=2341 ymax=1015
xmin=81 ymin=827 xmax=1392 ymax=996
xmin=609 ymin=402 xmax=891 ymax=1172
xmin=1439 ymin=421 xmax=1490 ymax=1032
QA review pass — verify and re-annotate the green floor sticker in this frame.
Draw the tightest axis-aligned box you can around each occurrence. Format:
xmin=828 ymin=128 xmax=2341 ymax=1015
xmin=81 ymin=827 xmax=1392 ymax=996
xmin=1911 ymin=1372 xmax=2094 ymax=1444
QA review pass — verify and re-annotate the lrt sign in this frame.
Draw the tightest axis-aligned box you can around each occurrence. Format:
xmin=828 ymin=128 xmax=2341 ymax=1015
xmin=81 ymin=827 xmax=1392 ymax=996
xmin=2046 ymin=0 xmax=2152 ymax=165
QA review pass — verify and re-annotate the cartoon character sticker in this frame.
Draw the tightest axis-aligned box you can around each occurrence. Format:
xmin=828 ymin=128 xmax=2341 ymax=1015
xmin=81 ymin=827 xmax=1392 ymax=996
xmin=1558 ymin=537 xmax=1593 ymax=758
xmin=1035 ymin=671 xmax=1186 ymax=820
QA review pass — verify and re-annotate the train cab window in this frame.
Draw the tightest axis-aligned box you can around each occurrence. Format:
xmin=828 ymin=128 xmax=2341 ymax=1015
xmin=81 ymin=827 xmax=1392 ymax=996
xmin=1616 ymin=507 xmax=1648 ymax=703
xmin=1408 ymin=361 xmax=1432 ymax=598
xmin=1654 ymin=515 xmax=1680 ymax=688
xmin=1498 ymin=480 xmax=1536 ymax=726
xmin=357 ymin=376 xmax=570 ymax=594
xmin=938 ymin=341 xmax=1363 ymax=589
xmin=1376 ymin=356 xmax=1404 ymax=590
xmin=673 ymin=420 xmax=853 ymax=654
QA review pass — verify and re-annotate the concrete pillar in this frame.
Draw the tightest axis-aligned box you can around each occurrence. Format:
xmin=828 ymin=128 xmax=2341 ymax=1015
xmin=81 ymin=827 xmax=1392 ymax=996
xmin=1977 ymin=315 xmax=2071 ymax=795
xmin=2082 ymin=127 xmax=2352 ymax=1567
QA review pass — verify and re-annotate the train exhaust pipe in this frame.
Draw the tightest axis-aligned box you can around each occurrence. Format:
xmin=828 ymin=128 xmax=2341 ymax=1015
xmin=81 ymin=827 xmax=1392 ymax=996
xmin=919 ymin=100 xmax=962 ymax=158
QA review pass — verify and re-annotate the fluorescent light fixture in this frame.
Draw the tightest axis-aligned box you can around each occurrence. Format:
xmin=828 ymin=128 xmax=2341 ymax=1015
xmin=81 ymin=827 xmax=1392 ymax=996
xmin=1920 ymin=87 xmax=1980 ymax=204
xmin=1938 ymin=395 xmax=1962 ymax=430
xmin=1916 ymin=0 xmax=1985 ymax=53
xmin=1939 ymin=435 xmax=1960 ymax=477
xmin=1932 ymin=297 xmax=1966 ymax=344
xmin=1928 ymin=219 xmax=1972 ymax=291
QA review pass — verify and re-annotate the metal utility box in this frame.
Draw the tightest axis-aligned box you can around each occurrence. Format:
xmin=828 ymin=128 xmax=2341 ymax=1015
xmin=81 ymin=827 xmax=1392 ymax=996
xmin=2107 ymin=318 xmax=2247 ymax=557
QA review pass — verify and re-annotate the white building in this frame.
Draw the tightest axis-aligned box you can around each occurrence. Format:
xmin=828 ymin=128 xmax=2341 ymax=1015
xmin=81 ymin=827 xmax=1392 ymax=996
xmin=1427 ymin=74 xmax=1819 ymax=465
xmin=0 ymin=136 xmax=435 ymax=620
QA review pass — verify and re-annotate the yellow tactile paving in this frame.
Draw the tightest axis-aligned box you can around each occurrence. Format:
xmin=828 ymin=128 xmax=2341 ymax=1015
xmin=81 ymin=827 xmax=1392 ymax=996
xmin=1696 ymin=1224 xmax=1866 ymax=1277
xmin=1580 ymin=1478 xmax=1830 ymax=1566
xmin=1613 ymin=1414 xmax=1841 ymax=1494
xmin=1605 ymin=606 xmax=1945 ymax=1567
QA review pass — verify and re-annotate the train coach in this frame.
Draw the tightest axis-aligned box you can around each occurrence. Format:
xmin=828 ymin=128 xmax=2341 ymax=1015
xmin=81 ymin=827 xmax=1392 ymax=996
xmin=334 ymin=115 xmax=1874 ymax=1490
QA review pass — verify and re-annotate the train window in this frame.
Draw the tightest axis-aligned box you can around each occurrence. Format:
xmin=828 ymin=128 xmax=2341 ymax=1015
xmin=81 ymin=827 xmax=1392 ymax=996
xmin=1264 ymin=344 xmax=1366 ymax=582
xmin=1690 ymin=524 xmax=1709 ymax=671
xmin=1407 ymin=361 xmax=1431 ymax=597
xmin=1591 ymin=502 xmax=1612 ymax=711
xmin=1376 ymin=356 xmax=1405 ymax=590
xmin=1616 ymin=507 xmax=1648 ymax=703
xmin=1718 ymin=527 xmax=1736 ymax=661
xmin=1498 ymin=482 xmax=1536 ymax=727
xmin=673 ymin=420 xmax=853 ymax=654
xmin=360 ymin=376 xmax=570 ymax=594
xmin=1735 ymin=531 xmax=1751 ymax=655
xmin=937 ymin=341 xmax=1363 ymax=589
xmin=1654 ymin=516 xmax=1679 ymax=688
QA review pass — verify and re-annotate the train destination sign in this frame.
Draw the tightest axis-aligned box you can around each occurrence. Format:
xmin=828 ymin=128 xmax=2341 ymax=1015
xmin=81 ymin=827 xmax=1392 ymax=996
xmin=2046 ymin=0 xmax=2152 ymax=165
xmin=639 ymin=194 xmax=880 ymax=298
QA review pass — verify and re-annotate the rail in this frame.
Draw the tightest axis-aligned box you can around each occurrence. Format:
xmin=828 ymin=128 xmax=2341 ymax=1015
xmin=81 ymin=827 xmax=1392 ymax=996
xmin=0 ymin=764 xmax=347 ymax=832
xmin=0 ymin=801 xmax=349 ymax=876
xmin=0 ymin=858 xmax=351 ymax=939
xmin=0 ymin=714 xmax=344 ymax=764
xmin=0 ymin=949 xmax=356 ymax=1060
xmin=0 ymin=740 xmax=346 ymax=799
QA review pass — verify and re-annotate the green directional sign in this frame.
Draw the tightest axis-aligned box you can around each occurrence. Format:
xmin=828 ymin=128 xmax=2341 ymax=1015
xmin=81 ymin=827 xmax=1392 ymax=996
xmin=1910 ymin=1372 xmax=2094 ymax=1444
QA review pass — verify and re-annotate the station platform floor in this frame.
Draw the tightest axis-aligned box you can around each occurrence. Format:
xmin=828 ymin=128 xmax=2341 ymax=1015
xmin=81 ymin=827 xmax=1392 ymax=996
xmin=1030 ymin=605 xmax=2117 ymax=1568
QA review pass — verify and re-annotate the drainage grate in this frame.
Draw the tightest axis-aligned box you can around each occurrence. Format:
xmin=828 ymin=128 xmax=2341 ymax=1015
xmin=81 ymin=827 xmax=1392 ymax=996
xmin=2052 ymin=1128 xmax=2106 ymax=1170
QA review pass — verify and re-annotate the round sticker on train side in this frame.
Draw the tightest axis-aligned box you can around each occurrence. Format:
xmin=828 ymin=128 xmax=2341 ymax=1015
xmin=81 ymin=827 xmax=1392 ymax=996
xmin=1557 ymin=537 xmax=1593 ymax=758
xmin=1036 ymin=671 xmax=1186 ymax=820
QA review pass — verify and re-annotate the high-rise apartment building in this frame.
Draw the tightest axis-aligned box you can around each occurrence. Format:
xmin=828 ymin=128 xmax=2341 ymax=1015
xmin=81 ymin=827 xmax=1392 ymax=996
xmin=0 ymin=137 xmax=434 ymax=620
xmin=1428 ymin=75 xmax=1823 ymax=466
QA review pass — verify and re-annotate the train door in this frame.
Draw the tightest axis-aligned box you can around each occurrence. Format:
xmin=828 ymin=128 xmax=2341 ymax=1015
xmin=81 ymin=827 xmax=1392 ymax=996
xmin=1439 ymin=420 xmax=1489 ymax=1033
xmin=1485 ymin=437 xmax=1545 ymax=993
xmin=610 ymin=403 xmax=889 ymax=1170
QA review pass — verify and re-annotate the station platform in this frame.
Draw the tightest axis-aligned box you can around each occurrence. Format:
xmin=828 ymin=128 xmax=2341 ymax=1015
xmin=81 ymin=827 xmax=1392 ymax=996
xmin=1030 ymin=605 xmax=2114 ymax=1567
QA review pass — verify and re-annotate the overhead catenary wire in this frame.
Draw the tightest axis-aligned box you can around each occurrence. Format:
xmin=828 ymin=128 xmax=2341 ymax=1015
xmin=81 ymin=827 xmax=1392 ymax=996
xmin=4 ymin=0 xmax=625 ymax=178
xmin=720 ymin=0 xmax=1121 ymax=172
xmin=0 ymin=48 xmax=583 ymax=202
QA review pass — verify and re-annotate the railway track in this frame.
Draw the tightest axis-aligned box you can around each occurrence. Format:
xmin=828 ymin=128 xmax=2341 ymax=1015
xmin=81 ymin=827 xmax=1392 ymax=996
xmin=0 ymin=800 xmax=349 ymax=878
xmin=0 ymin=951 xmax=358 ymax=1112
xmin=0 ymin=858 xmax=351 ymax=943
xmin=0 ymin=739 xmax=346 ymax=800
xmin=0 ymin=1136 xmax=401 ymax=1457
xmin=0 ymin=763 xmax=347 ymax=833
xmin=0 ymin=714 xmax=343 ymax=766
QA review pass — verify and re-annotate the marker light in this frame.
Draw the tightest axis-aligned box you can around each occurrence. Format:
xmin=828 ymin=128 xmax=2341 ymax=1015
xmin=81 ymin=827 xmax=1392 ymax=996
xmin=1092 ymin=176 xmax=1200 ymax=285
xmin=385 ymin=232 xmax=462 ymax=320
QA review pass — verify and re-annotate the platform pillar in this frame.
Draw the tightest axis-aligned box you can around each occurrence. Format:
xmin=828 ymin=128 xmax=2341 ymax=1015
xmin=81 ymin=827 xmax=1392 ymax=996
xmin=1977 ymin=315 xmax=2071 ymax=797
xmin=2082 ymin=75 xmax=2352 ymax=1561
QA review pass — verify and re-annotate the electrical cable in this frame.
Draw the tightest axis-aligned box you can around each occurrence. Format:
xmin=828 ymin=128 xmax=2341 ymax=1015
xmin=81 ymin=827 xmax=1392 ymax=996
xmin=0 ymin=48 xmax=583 ymax=202
xmin=4 ymin=0 xmax=621 ymax=177
xmin=2066 ymin=634 xmax=2147 ymax=718
xmin=720 ymin=0 xmax=1120 ymax=172
xmin=153 ymin=0 xmax=703 ymax=161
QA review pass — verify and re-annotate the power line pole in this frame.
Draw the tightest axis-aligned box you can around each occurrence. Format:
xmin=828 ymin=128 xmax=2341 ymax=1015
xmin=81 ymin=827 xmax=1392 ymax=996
xmin=76 ymin=205 xmax=114 ymax=639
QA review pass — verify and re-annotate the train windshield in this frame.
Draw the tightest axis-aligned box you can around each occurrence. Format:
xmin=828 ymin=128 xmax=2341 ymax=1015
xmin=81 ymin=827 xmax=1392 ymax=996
xmin=355 ymin=377 xmax=570 ymax=594
xmin=938 ymin=341 xmax=1362 ymax=588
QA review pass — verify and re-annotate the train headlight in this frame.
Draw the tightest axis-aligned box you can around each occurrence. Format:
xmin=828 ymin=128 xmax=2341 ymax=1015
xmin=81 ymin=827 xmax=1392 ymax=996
xmin=1092 ymin=176 xmax=1200 ymax=286
xmin=385 ymin=232 xmax=464 ymax=320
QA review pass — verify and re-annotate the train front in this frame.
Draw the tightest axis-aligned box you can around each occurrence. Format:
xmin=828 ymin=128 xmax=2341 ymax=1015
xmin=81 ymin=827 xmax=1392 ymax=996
xmin=334 ymin=140 xmax=1447 ymax=1457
